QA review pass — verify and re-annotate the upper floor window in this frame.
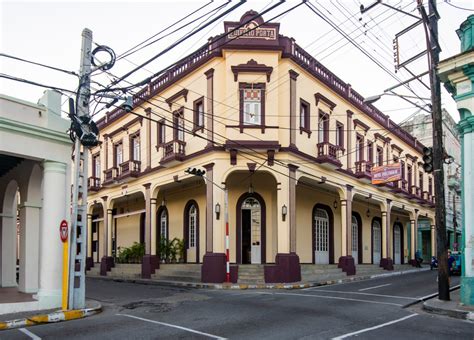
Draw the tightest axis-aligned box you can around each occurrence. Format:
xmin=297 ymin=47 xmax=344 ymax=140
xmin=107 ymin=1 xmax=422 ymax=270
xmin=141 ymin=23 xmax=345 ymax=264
xmin=429 ymin=177 xmax=433 ymax=195
xmin=240 ymin=83 xmax=265 ymax=126
xmin=193 ymin=97 xmax=205 ymax=131
xmin=114 ymin=142 xmax=123 ymax=167
xmin=419 ymin=172 xmax=424 ymax=192
xmin=300 ymin=99 xmax=310 ymax=133
xmin=92 ymin=153 xmax=100 ymax=178
xmin=401 ymin=160 xmax=405 ymax=179
xmin=355 ymin=134 xmax=364 ymax=162
xmin=335 ymin=121 xmax=344 ymax=148
xmin=367 ymin=141 xmax=374 ymax=163
xmin=158 ymin=120 xmax=165 ymax=145
xmin=377 ymin=146 xmax=384 ymax=166
xmin=407 ymin=164 xmax=412 ymax=187
xmin=318 ymin=111 xmax=329 ymax=143
xmin=131 ymin=134 xmax=140 ymax=161
xmin=173 ymin=109 xmax=185 ymax=142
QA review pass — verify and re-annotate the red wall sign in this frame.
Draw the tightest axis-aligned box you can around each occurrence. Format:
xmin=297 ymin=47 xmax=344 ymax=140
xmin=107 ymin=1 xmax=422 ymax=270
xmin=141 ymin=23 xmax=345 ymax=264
xmin=59 ymin=220 xmax=68 ymax=242
xmin=371 ymin=163 xmax=402 ymax=185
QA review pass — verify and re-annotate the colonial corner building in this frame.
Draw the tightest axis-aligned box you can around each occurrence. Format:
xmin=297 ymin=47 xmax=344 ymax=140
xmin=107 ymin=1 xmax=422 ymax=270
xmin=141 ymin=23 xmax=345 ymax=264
xmin=86 ymin=11 xmax=436 ymax=284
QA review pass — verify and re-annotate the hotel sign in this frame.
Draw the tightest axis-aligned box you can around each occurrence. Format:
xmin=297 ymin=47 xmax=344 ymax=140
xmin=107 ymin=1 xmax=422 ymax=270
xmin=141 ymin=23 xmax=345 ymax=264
xmin=227 ymin=21 xmax=277 ymax=40
xmin=372 ymin=163 xmax=402 ymax=185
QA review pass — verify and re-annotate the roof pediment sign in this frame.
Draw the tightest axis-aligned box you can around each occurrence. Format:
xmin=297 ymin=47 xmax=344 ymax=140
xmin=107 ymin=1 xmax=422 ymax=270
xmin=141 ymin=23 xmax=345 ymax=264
xmin=224 ymin=10 xmax=280 ymax=46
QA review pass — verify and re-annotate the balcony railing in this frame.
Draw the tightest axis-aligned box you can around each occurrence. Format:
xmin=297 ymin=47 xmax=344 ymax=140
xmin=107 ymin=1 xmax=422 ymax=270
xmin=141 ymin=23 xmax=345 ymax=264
xmin=88 ymin=176 xmax=101 ymax=192
xmin=354 ymin=161 xmax=372 ymax=179
xmin=316 ymin=142 xmax=342 ymax=168
xmin=119 ymin=160 xmax=141 ymax=179
xmin=410 ymin=185 xmax=422 ymax=198
xmin=103 ymin=167 xmax=118 ymax=185
xmin=160 ymin=140 xmax=186 ymax=166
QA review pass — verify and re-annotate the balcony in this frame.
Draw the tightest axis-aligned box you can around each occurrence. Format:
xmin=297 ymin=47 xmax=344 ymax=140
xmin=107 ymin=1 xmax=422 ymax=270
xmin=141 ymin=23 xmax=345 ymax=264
xmin=316 ymin=142 xmax=342 ymax=169
xmin=410 ymin=186 xmax=422 ymax=199
xmin=160 ymin=140 xmax=186 ymax=167
xmin=354 ymin=161 xmax=372 ymax=182
xmin=118 ymin=160 xmax=141 ymax=180
xmin=103 ymin=167 xmax=118 ymax=186
xmin=392 ymin=179 xmax=409 ymax=195
xmin=88 ymin=176 xmax=101 ymax=192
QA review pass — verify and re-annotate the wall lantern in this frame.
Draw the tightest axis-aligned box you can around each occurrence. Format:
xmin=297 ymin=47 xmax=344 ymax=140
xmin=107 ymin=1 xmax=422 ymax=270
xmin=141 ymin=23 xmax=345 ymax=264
xmin=215 ymin=203 xmax=221 ymax=220
xmin=333 ymin=199 xmax=338 ymax=209
xmin=282 ymin=204 xmax=288 ymax=221
xmin=161 ymin=197 xmax=167 ymax=207
xmin=366 ymin=209 xmax=371 ymax=218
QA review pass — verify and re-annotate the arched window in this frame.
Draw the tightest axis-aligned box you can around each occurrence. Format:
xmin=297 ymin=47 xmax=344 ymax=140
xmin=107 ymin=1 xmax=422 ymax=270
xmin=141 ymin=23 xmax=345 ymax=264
xmin=189 ymin=204 xmax=197 ymax=248
xmin=352 ymin=215 xmax=358 ymax=252
xmin=160 ymin=209 xmax=168 ymax=241
xmin=314 ymin=208 xmax=329 ymax=264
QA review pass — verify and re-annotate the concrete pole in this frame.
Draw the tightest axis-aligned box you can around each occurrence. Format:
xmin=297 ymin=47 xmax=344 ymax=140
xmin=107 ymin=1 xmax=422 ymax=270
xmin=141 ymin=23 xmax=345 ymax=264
xmin=37 ymin=161 xmax=67 ymax=309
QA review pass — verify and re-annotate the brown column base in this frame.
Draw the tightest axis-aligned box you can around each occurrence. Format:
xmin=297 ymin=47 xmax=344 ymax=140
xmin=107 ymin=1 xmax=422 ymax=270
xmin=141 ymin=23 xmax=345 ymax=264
xmin=264 ymin=253 xmax=301 ymax=283
xmin=201 ymin=252 xmax=238 ymax=283
xmin=338 ymin=256 xmax=356 ymax=276
xmin=86 ymin=257 xmax=94 ymax=271
xmin=100 ymin=256 xmax=114 ymax=276
xmin=408 ymin=259 xmax=420 ymax=267
xmin=141 ymin=255 xmax=159 ymax=279
xmin=380 ymin=258 xmax=394 ymax=270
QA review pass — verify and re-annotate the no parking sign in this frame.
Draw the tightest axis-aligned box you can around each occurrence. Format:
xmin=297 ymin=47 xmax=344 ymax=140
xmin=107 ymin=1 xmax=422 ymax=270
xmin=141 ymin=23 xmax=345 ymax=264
xmin=59 ymin=220 xmax=68 ymax=242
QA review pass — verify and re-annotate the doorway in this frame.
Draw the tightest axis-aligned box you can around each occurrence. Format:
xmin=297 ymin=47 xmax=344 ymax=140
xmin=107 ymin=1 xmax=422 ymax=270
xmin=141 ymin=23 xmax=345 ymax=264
xmin=372 ymin=219 xmax=382 ymax=264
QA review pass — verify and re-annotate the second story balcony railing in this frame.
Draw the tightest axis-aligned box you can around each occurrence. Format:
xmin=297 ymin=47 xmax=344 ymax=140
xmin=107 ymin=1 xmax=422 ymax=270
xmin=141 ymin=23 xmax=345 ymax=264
xmin=103 ymin=167 xmax=118 ymax=186
xmin=119 ymin=160 xmax=141 ymax=179
xmin=410 ymin=185 xmax=422 ymax=198
xmin=392 ymin=179 xmax=409 ymax=195
xmin=354 ymin=161 xmax=372 ymax=181
xmin=160 ymin=140 xmax=186 ymax=166
xmin=88 ymin=176 xmax=101 ymax=192
xmin=316 ymin=142 xmax=342 ymax=169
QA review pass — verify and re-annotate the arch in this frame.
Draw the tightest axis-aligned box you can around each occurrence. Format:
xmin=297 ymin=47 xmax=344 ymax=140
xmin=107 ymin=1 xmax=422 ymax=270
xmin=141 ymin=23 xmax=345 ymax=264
xmin=371 ymin=217 xmax=382 ymax=264
xmin=223 ymin=168 xmax=279 ymax=186
xmin=1 ymin=180 xmax=19 ymax=287
xmin=312 ymin=203 xmax=334 ymax=264
xmin=392 ymin=222 xmax=404 ymax=264
xmin=352 ymin=212 xmax=363 ymax=264
xmin=25 ymin=163 xmax=42 ymax=205
xmin=183 ymin=200 xmax=200 ymax=263
xmin=156 ymin=206 xmax=169 ymax=258
xmin=236 ymin=192 xmax=266 ymax=264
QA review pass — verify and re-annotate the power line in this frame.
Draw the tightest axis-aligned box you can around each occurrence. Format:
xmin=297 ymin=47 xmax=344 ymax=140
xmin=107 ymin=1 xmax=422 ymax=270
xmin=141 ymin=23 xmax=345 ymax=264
xmin=0 ymin=73 xmax=77 ymax=95
xmin=444 ymin=0 xmax=474 ymax=11
xmin=0 ymin=53 xmax=78 ymax=76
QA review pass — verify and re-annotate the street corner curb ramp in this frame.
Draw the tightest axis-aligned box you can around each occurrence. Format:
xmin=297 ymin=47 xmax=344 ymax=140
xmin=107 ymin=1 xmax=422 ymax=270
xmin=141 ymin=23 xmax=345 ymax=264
xmin=0 ymin=304 xmax=102 ymax=331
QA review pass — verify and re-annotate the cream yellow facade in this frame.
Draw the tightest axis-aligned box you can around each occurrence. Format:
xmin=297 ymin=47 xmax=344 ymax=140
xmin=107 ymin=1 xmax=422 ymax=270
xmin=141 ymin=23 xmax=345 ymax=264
xmin=86 ymin=11 xmax=435 ymax=283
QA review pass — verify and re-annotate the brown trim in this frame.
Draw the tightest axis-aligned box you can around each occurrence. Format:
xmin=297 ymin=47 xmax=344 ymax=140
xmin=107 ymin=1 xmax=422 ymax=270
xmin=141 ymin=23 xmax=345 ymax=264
xmin=239 ymin=82 xmax=266 ymax=133
xmin=405 ymin=153 xmax=417 ymax=162
xmin=165 ymin=88 xmax=188 ymax=109
xmin=371 ymin=217 xmax=383 ymax=265
xmin=173 ymin=107 xmax=185 ymax=141
xmin=289 ymin=69 xmax=299 ymax=80
xmin=156 ymin=206 xmax=169 ymax=258
xmin=374 ymin=133 xmax=390 ymax=144
xmin=376 ymin=146 xmax=384 ymax=166
xmin=318 ymin=110 xmax=330 ymax=143
xmin=392 ymin=222 xmax=404 ymax=265
xmin=105 ymin=116 xmax=143 ymax=139
xmin=204 ymin=68 xmax=214 ymax=79
xmin=129 ymin=131 xmax=140 ymax=162
xmin=267 ymin=150 xmax=275 ymax=166
xmin=230 ymin=149 xmax=237 ymax=165
xmin=192 ymin=96 xmax=205 ymax=133
xmin=315 ymin=92 xmax=336 ymax=110
xmin=231 ymin=59 xmax=273 ymax=82
xmin=112 ymin=140 xmax=123 ymax=168
xmin=224 ymin=140 xmax=280 ymax=150
xmin=92 ymin=152 xmax=100 ymax=178
xmin=391 ymin=144 xmax=403 ymax=154
xmin=226 ymin=124 xmax=279 ymax=131
xmin=157 ymin=119 xmax=165 ymax=146
xmin=336 ymin=121 xmax=344 ymax=149
xmin=183 ymin=200 xmax=200 ymax=264
xmin=356 ymin=133 xmax=364 ymax=162
xmin=346 ymin=110 xmax=354 ymax=118
xmin=206 ymin=68 xmax=214 ymax=147
xmin=236 ymin=192 xmax=266 ymax=264
xmin=312 ymin=203 xmax=335 ymax=264
xmin=352 ymin=212 xmax=363 ymax=264
xmin=299 ymin=98 xmax=311 ymax=136
xmin=353 ymin=119 xmax=370 ymax=132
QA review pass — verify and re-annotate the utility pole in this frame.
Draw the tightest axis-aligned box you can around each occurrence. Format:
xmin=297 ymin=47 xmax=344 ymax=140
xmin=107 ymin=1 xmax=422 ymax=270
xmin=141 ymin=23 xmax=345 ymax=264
xmin=419 ymin=0 xmax=449 ymax=301
xmin=68 ymin=28 xmax=93 ymax=309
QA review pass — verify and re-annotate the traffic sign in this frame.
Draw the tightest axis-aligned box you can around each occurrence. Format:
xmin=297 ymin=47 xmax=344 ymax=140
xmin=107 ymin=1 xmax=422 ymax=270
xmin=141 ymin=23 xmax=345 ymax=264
xmin=60 ymin=220 xmax=68 ymax=242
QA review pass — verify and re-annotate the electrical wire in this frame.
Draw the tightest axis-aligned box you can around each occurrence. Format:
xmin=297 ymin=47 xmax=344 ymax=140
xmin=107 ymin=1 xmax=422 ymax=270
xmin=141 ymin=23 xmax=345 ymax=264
xmin=444 ymin=0 xmax=474 ymax=11
xmin=0 ymin=73 xmax=77 ymax=95
xmin=0 ymin=53 xmax=79 ymax=76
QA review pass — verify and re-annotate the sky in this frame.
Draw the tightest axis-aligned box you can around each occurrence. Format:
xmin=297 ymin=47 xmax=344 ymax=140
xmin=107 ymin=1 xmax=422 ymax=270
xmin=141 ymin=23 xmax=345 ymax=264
xmin=0 ymin=0 xmax=472 ymax=124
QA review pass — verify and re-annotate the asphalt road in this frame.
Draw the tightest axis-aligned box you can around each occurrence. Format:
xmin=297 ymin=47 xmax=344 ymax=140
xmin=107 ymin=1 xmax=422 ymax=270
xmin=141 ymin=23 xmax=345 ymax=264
xmin=3 ymin=271 xmax=472 ymax=339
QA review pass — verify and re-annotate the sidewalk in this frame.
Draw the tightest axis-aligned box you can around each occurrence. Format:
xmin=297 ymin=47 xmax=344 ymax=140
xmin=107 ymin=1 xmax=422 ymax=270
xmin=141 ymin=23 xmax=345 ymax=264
xmin=423 ymin=289 xmax=474 ymax=321
xmin=88 ymin=266 xmax=430 ymax=290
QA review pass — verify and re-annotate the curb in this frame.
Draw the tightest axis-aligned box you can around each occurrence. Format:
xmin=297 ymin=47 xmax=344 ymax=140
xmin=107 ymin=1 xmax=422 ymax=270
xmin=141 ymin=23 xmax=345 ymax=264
xmin=0 ymin=304 xmax=102 ymax=331
xmin=422 ymin=286 xmax=474 ymax=321
xmin=88 ymin=267 xmax=429 ymax=290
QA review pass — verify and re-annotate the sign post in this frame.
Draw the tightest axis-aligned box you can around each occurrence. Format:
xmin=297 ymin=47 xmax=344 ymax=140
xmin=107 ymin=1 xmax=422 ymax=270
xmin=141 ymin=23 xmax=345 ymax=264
xmin=60 ymin=220 xmax=69 ymax=310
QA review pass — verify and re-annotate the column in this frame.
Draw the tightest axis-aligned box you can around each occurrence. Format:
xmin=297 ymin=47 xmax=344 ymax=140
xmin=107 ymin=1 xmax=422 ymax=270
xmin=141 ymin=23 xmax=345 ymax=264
xmin=150 ymin=198 xmax=157 ymax=256
xmin=346 ymin=186 xmax=353 ymax=257
xmin=106 ymin=209 xmax=113 ymax=257
xmin=86 ymin=214 xmax=93 ymax=270
xmin=100 ymin=207 xmax=114 ymax=276
xmin=410 ymin=219 xmax=417 ymax=265
xmin=145 ymin=108 xmax=152 ymax=170
xmin=346 ymin=110 xmax=353 ymax=171
xmin=380 ymin=199 xmax=393 ymax=270
xmin=266 ymin=166 xmax=301 ymax=283
xmin=338 ymin=186 xmax=355 ymax=275
xmin=205 ymin=68 xmax=214 ymax=147
xmin=141 ymin=183 xmax=157 ymax=278
xmin=143 ymin=184 xmax=151 ymax=255
xmin=289 ymin=70 xmax=299 ymax=148
xmin=340 ymin=199 xmax=347 ymax=257
xmin=36 ymin=160 xmax=67 ymax=308
xmin=18 ymin=202 xmax=40 ymax=293
xmin=1 ymin=213 xmax=17 ymax=287
xmin=204 ymin=163 xmax=214 ymax=253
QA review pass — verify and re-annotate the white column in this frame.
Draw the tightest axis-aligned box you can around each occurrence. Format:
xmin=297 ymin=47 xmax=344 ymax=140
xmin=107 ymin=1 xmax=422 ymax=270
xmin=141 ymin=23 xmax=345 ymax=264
xmin=1 ymin=214 xmax=17 ymax=287
xmin=36 ymin=161 xmax=67 ymax=308
xmin=18 ymin=203 xmax=40 ymax=293
xmin=151 ymin=198 xmax=157 ymax=256
xmin=277 ymin=176 xmax=290 ymax=254
xmin=87 ymin=214 xmax=93 ymax=258
xmin=107 ymin=209 xmax=113 ymax=257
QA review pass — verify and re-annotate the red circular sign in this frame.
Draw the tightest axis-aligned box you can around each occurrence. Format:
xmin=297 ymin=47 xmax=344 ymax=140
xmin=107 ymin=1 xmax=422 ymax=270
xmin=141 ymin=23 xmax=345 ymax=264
xmin=59 ymin=220 xmax=68 ymax=242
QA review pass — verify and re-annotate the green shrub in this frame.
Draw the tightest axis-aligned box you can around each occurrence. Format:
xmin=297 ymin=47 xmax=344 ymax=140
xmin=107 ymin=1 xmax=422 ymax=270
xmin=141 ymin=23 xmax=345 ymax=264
xmin=158 ymin=238 xmax=185 ymax=263
xmin=116 ymin=242 xmax=145 ymax=263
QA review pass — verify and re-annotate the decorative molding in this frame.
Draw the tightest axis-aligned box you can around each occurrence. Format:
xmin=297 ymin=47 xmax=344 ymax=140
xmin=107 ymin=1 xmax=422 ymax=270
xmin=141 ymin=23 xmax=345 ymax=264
xmin=289 ymin=69 xmax=299 ymax=80
xmin=231 ymin=59 xmax=273 ymax=82
xmin=204 ymin=68 xmax=215 ymax=79
xmin=165 ymin=88 xmax=188 ymax=109
xmin=224 ymin=140 xmax=280 ymax=150
xmin=230 ymin=149 xmax=237 ymax=165
xmin=267 ymin=149 xmax=275 ymax=166
xmin=247 ymin=162 xmax=257 ymax=172
xmin=405 ymin=153 xmax=418 ymax=162
xmin=391 ymin=144 xmax=403 ymax=153
xmin=315 ymin=92 xmax=337 ymax=110
xmin=374 ymin=133 xmax=390 ymax=144
xmin=353 ymin=119 xmax=370 ymax=132
xmin=346 ymin=110 xmax=354 ymax=118
xmin=104 ymin=116 xmax=143 ymax=139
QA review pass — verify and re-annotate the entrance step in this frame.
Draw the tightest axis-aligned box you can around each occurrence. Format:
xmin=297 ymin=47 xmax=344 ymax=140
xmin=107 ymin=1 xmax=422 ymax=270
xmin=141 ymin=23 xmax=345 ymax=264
xmin=152 ymin=264 xmax=201 ymax=282
xmin=86 ymin=265 xmax=101 ymax=277
xmin=109 ymin=263 xmax=141 ymax=278
xmin=238 ymin=265 xmax=265 ymax=284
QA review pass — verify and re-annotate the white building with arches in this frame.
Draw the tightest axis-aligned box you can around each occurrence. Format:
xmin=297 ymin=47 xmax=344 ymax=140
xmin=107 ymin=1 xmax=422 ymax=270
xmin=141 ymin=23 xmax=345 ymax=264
xmin=0 ymin=90 xmax=72 ymax=313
